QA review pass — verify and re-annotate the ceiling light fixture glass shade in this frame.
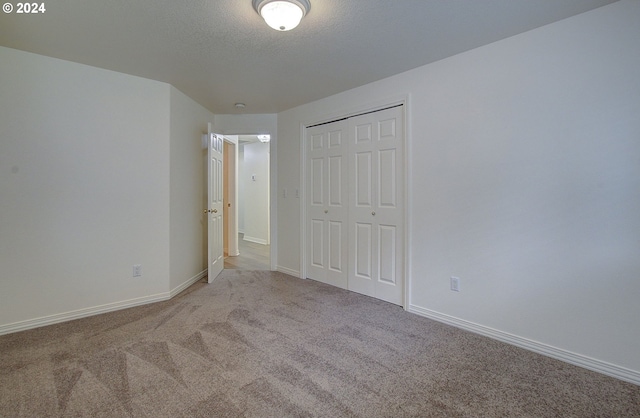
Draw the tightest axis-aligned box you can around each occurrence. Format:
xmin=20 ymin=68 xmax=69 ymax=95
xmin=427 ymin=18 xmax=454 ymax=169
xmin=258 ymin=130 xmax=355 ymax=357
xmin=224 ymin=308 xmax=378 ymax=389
xmin=253 ymin=0 xmax=311 ymax=31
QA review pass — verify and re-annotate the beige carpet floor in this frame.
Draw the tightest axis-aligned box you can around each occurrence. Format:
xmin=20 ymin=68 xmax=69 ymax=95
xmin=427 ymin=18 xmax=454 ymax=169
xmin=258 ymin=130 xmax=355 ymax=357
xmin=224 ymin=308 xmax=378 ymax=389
xmin=1 ymin=270 xmax=638 ymax=417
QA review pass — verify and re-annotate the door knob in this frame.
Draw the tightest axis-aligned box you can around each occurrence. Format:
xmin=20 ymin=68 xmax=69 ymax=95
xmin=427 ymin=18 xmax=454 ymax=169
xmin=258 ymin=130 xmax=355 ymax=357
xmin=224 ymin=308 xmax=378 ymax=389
xmin=324 ymin=209 xmax=328 ymax=214
xmin=204 ymin=209 xmax=208 ymax=214
xmin=212 ymin=209 xmax=218 ymax=213
xmin=372 ymin=211 xmax=376 ymax=216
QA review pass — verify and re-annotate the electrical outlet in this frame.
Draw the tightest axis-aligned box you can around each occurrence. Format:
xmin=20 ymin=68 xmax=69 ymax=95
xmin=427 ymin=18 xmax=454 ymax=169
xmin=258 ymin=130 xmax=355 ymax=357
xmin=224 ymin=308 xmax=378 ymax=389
xmin=450 ymin=276 xmax=460 ymax=292
xmin=133 ymin=264 xmax=142 ymax=277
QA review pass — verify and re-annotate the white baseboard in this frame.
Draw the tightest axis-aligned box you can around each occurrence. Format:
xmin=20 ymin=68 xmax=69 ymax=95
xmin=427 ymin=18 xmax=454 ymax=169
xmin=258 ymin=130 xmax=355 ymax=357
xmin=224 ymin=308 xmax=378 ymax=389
xmin=277 ymin=266 xmax=301 ymax=278
xmin=408 ymin=304 xmax=640 ymax=386
xmin=169 ymin=269 xmax=207 ymax=298
xmin=0 ymin=270 xmax=208 ymax=336
xmin=0 ymin=292 xmax=171 ymax=336
xmin=243 ymin=235 xmax=268 ymax=245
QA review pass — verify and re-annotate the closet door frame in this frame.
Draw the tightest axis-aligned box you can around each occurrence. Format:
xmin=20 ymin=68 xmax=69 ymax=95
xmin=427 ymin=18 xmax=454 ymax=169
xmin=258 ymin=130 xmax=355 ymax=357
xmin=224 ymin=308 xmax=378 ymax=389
xmin=299 ymin=96 xmax=411 ymax=308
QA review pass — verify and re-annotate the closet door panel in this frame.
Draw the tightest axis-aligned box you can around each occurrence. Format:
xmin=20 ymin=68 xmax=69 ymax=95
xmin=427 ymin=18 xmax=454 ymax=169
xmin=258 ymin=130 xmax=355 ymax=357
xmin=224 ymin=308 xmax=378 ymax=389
xmin=378 ymin=224 xmax=396 ymax=285
xmin=310 ymin=219 xmax=324 ymax=269
xmin=328 ymin=156 xmax=343 ymax=206
xmin=355 ymin=152 xmax=373 ymax=207
xmin=306 ymin=121 xmax=349 ymax=289
xmin=310 ymin=158 xmax=324 ymax=205
xmin=378 ymin=149 xmax=397 ymax=208
xmin=348 ymin=106 xmax=404 ymax=305
xmin=355 ymin=222 xmax=373 ymax=279
xmin=328 ymin=221 xmax=344 ymax=273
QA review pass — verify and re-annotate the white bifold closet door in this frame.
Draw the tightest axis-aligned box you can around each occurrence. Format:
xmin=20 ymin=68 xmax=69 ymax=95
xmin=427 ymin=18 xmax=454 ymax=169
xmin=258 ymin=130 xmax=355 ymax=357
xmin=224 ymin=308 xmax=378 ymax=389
xmin=348 ymin=106 xmax=404 ymax=305
xmin=306 ymin=105 xmax=404 ymax=305
xmin=306 ymin=119 xmax=349 ymax=289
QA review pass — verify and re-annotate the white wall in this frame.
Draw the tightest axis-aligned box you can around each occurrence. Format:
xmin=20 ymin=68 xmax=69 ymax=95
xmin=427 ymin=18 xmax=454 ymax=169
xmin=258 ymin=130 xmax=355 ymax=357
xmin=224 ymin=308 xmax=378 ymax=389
xmin=213 ymin=114 xmax=277 ymax=137
xmin=277 ymin=0 xmax=640 ymax=382
xmin=0 ymin=47 xmax=170 ymax=329
xmin=0 ymin=47 xmax=214 ymax=332
xmin=169 ymin=86 xmax=214 ymax=292
xmin=242 ymin=142 xmax=270 ymax=245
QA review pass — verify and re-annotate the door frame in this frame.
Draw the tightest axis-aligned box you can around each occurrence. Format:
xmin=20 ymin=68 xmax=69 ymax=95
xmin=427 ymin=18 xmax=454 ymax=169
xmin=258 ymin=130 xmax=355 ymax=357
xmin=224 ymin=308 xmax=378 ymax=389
xmin=223 ymin=138 xmax=239 ymax=257
xmin=299 ymin=95 xmax=412 ymax=308
xmin=218 ymin=131 xmax=276 ymax=271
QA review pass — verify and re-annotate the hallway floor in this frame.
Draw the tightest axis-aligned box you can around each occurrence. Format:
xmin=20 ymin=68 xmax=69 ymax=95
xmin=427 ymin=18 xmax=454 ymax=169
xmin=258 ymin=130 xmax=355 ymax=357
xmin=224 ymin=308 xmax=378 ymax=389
xmin=224 ymin=233 xmax=270 ymax=270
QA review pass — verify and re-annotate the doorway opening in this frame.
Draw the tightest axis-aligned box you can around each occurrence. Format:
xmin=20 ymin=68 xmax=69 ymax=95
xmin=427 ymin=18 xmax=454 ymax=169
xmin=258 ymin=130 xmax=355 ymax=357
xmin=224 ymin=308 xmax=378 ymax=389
xmin=223 ymin=134 xmax=271 ymax=270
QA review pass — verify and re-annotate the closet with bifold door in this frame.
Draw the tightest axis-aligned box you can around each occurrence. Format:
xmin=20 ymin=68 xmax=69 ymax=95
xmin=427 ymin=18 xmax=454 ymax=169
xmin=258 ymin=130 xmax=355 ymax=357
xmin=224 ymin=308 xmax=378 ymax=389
xmin=305 ymin=105 xmax=404 ymax=305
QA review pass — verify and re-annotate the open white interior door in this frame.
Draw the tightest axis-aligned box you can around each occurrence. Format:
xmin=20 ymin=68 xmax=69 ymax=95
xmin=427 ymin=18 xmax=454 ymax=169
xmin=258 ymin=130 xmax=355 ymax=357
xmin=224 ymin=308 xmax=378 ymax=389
xmin=207 ymin=125 xmax=224 ymax=283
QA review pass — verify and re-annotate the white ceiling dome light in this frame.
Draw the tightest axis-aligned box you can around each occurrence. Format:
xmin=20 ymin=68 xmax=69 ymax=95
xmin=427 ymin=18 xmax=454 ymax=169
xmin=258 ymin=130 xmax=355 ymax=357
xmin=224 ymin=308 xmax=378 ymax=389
xmin=253 ymin=0 xmax=311 ymax=31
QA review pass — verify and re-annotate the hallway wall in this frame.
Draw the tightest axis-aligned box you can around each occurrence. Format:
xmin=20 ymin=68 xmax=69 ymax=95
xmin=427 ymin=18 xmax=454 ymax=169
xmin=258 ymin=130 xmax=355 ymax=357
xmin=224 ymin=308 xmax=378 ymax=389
xmin=241 ymin=142 xmax=270 ymax=245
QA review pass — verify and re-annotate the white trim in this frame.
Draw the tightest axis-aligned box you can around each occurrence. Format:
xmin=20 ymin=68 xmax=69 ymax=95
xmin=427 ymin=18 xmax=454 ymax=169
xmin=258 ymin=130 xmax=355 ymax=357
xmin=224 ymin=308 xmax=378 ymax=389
xmin=277 ymin=266 xmax=302 ymax=278
xmin=0 ymin=270 xmax=208 ymax=336
xmin=0 ymin=292 xmax=170 ymax=336
xmin=408 ymin=304 xmax=640 ymax=386
xmin=243 ymin=235 xmax=268 ymax=245
xmin=269 ymin=130 xmax=278 ymax=271
xmin=403 ymin=93 xmax=412 ymax=310
xmin=299 ymin=121 xmax=307 ymax=281
xmin=169 ymin=269 xmax=207 ymax=298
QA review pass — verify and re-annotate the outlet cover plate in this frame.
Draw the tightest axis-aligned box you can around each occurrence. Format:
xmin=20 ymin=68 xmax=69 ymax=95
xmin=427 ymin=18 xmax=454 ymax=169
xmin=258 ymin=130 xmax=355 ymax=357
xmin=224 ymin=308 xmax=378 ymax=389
xmin=450 ymin=276 xmax=460 ymax=292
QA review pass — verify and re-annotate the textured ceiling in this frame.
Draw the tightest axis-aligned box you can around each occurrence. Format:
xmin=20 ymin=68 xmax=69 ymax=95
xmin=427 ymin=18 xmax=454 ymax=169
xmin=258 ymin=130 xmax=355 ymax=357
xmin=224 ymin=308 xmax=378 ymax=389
xmin=0 ymin=0 xmax=617 ymax=114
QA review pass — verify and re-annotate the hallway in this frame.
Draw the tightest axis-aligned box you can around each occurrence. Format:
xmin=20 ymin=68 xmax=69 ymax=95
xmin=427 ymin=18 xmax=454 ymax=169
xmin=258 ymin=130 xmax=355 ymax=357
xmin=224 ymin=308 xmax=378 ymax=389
xmin=224 ymin=234 xmax=270 ymax=270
